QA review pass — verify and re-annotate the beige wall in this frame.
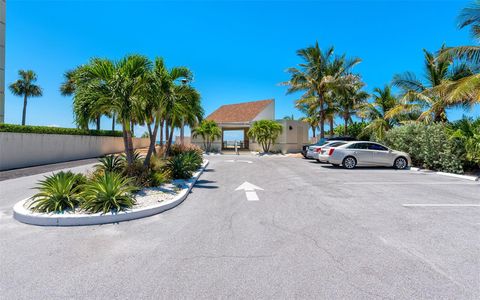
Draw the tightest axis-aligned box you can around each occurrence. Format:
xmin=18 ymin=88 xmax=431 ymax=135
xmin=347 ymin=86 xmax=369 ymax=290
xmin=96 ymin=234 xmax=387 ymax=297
xmin=0 ymin=133 xmax=149 ymax=170
xmin=0 ymin=0 xmax=5 ymax=123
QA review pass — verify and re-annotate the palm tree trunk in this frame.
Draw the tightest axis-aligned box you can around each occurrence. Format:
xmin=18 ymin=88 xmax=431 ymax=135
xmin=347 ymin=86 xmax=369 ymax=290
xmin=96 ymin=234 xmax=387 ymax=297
xmin=96 ymin=116 xmax=101 ymax=131
xmin=121 ymin=123 xmax=134 ymax=166
xmin=130 ymin=121 xmax=135 ymax=137
xmin=344 ymin=117 xmax=348 ymax=136
xmin=144 ymin=122 xmax=159 ymax=167
xmin=180 ymin=120 xmax=185 ymax=146
xmin=329 ymin=117 xmax=334 ymax=136
xmin=159 ymin=119 xmax=164 ymax=146
xmin=164 ymin=122 xmax=175 ymax=158
xmin=318 ymin=94 xmax=325 ymax=139
xmin=311 ymin=126 xmax=316 ymax=138
xmin=111 ymin=114 xmax=115 ymax=131
xmin=22 ymin=94 xmax=28 ymax=126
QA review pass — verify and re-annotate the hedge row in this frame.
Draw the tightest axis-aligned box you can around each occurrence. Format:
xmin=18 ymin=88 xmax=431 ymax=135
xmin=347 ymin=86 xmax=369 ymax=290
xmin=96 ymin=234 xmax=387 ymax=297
xmin=0 ymin=124 xmax=123 ymax=137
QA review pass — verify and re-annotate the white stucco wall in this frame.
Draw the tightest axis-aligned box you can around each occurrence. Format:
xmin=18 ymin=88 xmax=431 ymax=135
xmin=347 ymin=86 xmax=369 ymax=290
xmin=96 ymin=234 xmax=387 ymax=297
xmin=0 ymin=133 xmax=150 ymax=170
xmin=249 ymin=120 xmax=308 ymax=153
xmin=252 ymin=101 xmax=274 ymax=121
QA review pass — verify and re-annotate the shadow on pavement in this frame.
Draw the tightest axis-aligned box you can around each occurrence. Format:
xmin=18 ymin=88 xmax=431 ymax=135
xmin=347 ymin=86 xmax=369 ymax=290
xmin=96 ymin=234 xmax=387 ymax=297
xmin=194 ymin=179 xmax=219 ymax=189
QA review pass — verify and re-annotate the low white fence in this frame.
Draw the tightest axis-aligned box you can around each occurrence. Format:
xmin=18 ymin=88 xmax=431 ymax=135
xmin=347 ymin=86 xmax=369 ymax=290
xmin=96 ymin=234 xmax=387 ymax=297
xmin=0 ymin=132 xmax=150 ymax=171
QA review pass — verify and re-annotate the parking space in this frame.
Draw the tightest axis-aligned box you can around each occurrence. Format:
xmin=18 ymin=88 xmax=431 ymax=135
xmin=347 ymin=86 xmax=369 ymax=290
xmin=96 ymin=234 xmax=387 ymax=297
xmin=0 ymin=154 xmax=479 ymax=299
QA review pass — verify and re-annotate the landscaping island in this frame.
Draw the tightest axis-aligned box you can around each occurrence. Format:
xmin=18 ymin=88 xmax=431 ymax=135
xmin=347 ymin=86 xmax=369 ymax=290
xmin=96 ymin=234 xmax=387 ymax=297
xmin=13 ymin=145 xmax=208 ymax=226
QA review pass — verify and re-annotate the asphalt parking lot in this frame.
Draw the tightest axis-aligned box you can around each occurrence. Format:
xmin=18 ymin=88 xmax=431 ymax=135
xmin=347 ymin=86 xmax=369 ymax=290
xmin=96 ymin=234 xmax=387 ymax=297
xmin=0 ymin=155 xmax=479 ymax=299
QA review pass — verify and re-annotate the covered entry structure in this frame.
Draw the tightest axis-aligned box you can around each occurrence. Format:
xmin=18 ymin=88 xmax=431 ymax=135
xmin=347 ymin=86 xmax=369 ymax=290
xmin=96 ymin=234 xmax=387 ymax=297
xmin=203 ymin=99 xmax=274 ymax=151
xmin=191 ymin=99 xmax=308 ymax=153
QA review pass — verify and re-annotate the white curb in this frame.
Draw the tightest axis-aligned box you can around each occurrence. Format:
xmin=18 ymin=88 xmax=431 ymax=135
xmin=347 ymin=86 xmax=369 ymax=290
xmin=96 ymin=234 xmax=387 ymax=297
xmin=409 ymin=166 xmax=479 ymax=181
xmin=13 ymin=160 xmax=209 ymax=226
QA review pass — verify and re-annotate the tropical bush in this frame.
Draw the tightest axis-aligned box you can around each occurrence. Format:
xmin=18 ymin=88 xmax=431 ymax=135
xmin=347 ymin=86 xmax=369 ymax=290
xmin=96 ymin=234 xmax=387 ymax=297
xmin=182 ymin=151 xmax=203 ymax=170
xmin=333 ymin=122 xmax=370 ymax=140
xmin=170 ymin=143 xmax=203 ymax=157
xmin=166 ymin=154 xmax=196 ymax=179
xmin=28 ymin=171 xmax=85 ymax=213
xmin=248 ymin=120 xmax=283 ymax=153
xmin=448 ymin=117 xmax=480 ymax=169
xmin=382 ymin=123 xmax=464 ymax=173
xmin=95 ymin=155 xmax=124 ymax=173
xmin=0 ymin=123 xmax=122 ymax=137
xmin=81 ymin=172 xmax=136 ymax=214
xmin=150 ymin=170 xmax=171 ymax=186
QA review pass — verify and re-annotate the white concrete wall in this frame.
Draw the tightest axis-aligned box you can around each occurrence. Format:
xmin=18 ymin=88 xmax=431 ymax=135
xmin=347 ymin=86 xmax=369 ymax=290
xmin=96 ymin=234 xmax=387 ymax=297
xmin=0 ymin=133 xmax=150 ymax=170
xmin=249 ymin=120 xmax=309 ymax=154
xmin=252 ymin=101 xmax=274 ymax=121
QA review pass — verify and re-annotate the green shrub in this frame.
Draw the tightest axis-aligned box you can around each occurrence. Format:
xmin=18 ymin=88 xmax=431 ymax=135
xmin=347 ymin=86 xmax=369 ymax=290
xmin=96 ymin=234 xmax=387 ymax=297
xmin=28 ymin=171 xmax=85 ymax=213
xmin=182 ymin=151 xmax=203 ymax=171
xmin=81 ymin=172 xmax=136 ymax=214
xmin=382 ymin=123 xmax=464 ymax=173
xmin=95 ymin=155 xmax=124 ymax=173
xmin=0 ymin=123 xmax=122 ymax=137
xmin=170 ymin=144 xmax=203 ymax=157
xmin=150 ymin=170 xmax=171 ymax=186
xmin=333 ymin=122 xmax=371 ymax=140
xmin=122 ymin=162 xmax=151 ymax=188
xmin=166 ymin=154 xmax=195 ymax=179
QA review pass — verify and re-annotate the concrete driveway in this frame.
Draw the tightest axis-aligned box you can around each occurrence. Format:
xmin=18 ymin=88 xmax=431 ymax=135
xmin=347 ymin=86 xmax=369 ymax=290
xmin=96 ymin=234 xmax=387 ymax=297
xmin=0 ymin=155 xmax=479 ymax=299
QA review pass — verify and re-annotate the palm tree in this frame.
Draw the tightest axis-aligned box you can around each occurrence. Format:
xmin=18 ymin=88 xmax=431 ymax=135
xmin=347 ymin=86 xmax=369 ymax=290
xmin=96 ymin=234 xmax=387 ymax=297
xmin=436 ymin=1 xmax=480 ymax=105
xmin=78 ymin=55 xmax=151 ymax=165
xmin=335 ymin=76 xmax=369 ymax=136
xmin=357 ymin=85 xmax=399 ymax=140
xmin=247 ymin=120 xmax=283 ymax=153
xmin=9 ymin=70 xmax=43 ymax=125
xmin=192 ymin=120 xmax=222 ymax=152
xmin=391 ymin=45 xmax=472 ymax=123
xmin=282 ymin=41 xmax=361 ymax=138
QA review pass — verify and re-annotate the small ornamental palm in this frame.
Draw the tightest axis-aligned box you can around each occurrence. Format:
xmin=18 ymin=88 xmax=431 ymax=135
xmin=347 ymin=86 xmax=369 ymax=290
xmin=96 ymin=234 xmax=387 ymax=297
xmin=28 ymin=171 xmax=84 ymax=213
xmin=95 ymin=155 xmax=124 ymax=173
xmin=81 ymin=172 xmax=136 ymax=214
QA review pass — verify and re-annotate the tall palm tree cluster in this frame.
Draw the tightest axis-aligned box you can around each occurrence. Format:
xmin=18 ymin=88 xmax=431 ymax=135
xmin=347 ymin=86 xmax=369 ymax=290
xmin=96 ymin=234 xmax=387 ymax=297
xmin=282 ymin=42 xmax=364 ymax=139
xmin=61 ymin=55 xmax=203 ymax=167
xmin=284 ymin=2 xmax=480 ymax=140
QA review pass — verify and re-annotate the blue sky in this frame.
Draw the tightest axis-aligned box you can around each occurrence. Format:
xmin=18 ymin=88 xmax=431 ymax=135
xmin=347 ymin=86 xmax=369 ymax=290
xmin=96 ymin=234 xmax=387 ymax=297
xmin=5 ymin=0 xmax=479 ymax=138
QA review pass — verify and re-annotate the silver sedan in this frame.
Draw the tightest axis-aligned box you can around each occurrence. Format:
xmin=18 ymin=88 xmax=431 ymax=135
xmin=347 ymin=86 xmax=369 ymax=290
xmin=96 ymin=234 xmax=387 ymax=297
xmin=325 ymin=141 xmax=411 ymax=169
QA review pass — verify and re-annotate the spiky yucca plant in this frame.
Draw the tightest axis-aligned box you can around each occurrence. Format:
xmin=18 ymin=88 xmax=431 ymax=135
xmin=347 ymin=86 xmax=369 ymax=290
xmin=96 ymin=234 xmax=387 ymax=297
xmin=28 ymin=171 xmax=84 ymax=213
xmin=81 ymin=172 xmax=136 ymax=214
xmin=94 ymin=154 xmax=124 ymax=173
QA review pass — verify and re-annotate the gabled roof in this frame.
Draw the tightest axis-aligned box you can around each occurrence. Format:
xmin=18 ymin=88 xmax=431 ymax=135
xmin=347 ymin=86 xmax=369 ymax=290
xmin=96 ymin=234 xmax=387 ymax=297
xmin=206 ymin=99 xmax=273 ymax=123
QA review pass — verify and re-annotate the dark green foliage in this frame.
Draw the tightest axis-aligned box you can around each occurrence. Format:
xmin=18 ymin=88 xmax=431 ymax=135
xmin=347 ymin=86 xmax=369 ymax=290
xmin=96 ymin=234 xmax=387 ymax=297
xmin=95 ymin=155 xmax=124 ymax=173
xmin=81 ymin=172 xmax=136 ymax=214
xmin=182 ymin=151 xmax=203 ymax=170
xmin=334 ymin=122 xmax=371 ymax=140
xmin=150 ymin=170 xmax=171 ymax=186
xmin=0 ymin=123 xmax=122 ymax=137
xmin=28 ymin=171 xmax=85 ymax=213
xmin=382 ymin=123 xmax=464 ymax=173
xmin=167 ymin=154 xmax=195 ymax=179
xmin=120 ymin=151 xmax=144 ymax=165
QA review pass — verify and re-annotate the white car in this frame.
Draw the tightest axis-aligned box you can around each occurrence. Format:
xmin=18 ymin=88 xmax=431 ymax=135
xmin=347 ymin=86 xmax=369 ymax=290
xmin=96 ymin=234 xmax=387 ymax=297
xmin=314 ymin=141 xmax=348 ymax=162
xmin=325 ymin=141 xmax=411 ymax=169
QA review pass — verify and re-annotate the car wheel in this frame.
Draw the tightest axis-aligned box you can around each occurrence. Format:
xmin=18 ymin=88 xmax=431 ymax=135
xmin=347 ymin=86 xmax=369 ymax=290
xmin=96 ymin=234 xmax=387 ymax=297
xmin=316 ymin=159 xmax=321 ymax=163
xmin=394 ymin=157 xmax=408 ymax=169
xmin=342 ymin=156 xmax=356 ymax=169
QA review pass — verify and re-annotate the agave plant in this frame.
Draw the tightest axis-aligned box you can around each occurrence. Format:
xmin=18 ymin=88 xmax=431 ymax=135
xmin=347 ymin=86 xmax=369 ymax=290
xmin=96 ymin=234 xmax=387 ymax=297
xmin=94 ymin=155 xmax=124 ymax=173
xmin=166 ymin=154 xmax=194 ymax=179
xmin=81 ymin=172 xmax=136 ymax=214
xmin=182 ymin=151 xmax=203 ymax=171
xmin=28 ymin=171 xmax=85 ymax=213
xmin=120 ymin=151 xmax=144 ymax=165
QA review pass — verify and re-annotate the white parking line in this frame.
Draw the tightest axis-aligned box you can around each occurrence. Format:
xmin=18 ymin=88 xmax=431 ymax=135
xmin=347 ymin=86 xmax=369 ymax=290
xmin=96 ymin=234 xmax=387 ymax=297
xmin=403 ymin=204 xmax=480 ymax=207
xmin=346 ymin=181 xmax=478 ymax=185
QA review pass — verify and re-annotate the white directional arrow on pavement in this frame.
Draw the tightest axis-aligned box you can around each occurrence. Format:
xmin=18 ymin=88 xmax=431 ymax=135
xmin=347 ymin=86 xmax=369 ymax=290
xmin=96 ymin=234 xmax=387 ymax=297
xmin=235 ymin=182 xmax=264 ymax=201
xmin=225 ymin=160 xmax=253 ymax=164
